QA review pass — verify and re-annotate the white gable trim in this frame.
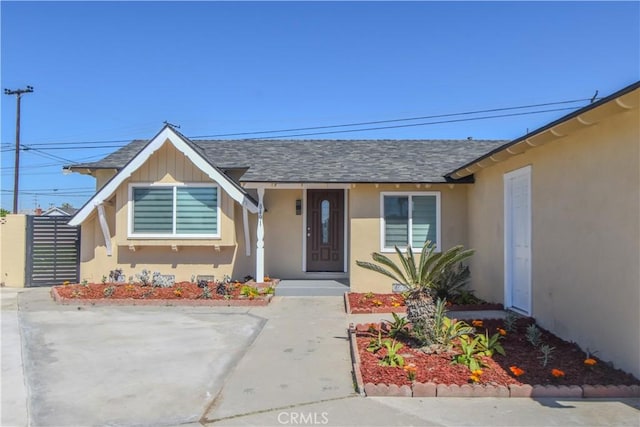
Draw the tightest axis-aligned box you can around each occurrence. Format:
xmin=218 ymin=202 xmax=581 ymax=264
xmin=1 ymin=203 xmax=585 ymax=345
xmin=69 ymin=126 xmax=258 ymax=226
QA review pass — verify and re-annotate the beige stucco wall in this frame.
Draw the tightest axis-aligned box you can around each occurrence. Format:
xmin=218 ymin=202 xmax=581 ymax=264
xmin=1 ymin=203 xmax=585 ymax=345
xmin=0 ymin=214 xmax=27 ymax=287
xmin=350 ymin=184 xmax=470 ymax=292
xmin=78 ymin=141 xmax=250 ymax=283
xmin=262 ymin=189 xmax=305 ymax=279
xmin=468 ymin=107 xmax=640 ymax=377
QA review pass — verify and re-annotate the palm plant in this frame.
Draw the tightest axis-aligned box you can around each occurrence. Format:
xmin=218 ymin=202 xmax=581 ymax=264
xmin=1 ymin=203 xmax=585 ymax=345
xmin=431 ymin=263 xmax=471 ymax=302
xmin=356 ymin=241 xmax=474 ymax=344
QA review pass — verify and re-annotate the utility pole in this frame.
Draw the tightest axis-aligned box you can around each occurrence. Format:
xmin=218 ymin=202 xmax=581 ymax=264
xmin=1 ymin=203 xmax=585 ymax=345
xmin=4 ymin=86 xmax=34 ymax=213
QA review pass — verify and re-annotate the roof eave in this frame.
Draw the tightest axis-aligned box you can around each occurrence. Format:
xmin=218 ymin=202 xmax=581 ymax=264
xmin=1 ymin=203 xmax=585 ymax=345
xmin=69 ymin=126 xmax=259 ymax=226
xmin=446 ymin=81 xmax=640 ymax=180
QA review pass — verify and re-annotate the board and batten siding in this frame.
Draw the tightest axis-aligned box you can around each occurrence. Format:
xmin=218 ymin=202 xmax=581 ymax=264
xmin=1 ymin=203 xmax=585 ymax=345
xmin=79 ymin=141 xmax=245 ymax=283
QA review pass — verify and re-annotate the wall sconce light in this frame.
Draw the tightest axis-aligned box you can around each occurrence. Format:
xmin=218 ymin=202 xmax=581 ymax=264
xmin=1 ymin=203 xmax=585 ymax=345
xmin=295 ymin=199 xmax=302 ymax=215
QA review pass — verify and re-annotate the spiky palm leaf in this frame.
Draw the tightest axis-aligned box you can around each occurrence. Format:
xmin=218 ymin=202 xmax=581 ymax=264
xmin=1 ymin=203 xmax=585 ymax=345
xmin=356 ymin=241 xmax=474 ymax=296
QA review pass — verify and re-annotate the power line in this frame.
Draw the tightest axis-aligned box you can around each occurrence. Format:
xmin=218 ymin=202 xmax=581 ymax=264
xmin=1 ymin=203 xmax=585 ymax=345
xmin=245 ymin=106 xmax=582 ymax=139
xmin=1 ymin=154 xmax=106 ymax=172
xmin=21 ymin=146 xmax=75 ymax=163
xmin=18 ymin=144 xmax=126 ymax=151
xmin=1 ymin=187 xmax=94 ymax=191
xmin=0 ymin=104 xmax=583 ymax=164
xmin=3 ymin=137 xmax=136 ymax=147
xmin=190 ymin=98 xmax=596 ymax=138
xmin=1 ymin=97 xmax=597 ymax=148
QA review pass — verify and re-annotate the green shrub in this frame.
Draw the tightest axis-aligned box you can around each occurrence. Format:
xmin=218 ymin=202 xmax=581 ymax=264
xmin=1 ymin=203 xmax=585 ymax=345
xmin=379 ymin=340 xmax=405 ymax=367
xmin=384 ymin=312 xmax=410 ymax=339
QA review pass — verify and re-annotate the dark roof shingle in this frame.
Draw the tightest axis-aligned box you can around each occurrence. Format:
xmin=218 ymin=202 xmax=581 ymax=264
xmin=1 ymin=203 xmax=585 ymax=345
xmin=68 ymin=138 xmax=506 ymax=183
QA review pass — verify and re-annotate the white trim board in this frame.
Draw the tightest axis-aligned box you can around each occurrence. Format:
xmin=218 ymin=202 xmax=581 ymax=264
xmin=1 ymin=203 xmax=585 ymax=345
xmin=503 ymin=165 xmax=532 ymax=316
xmin=244 ymin=183 xmax=352 ymax=190
xmin=379 ymin=191 xmax=441 ymax=253
xmin=69 ymin=126 xmax=258 ymax=227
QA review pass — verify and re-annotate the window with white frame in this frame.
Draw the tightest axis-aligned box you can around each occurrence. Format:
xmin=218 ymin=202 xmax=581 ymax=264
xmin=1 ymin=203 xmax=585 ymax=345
xmin=129 ymin=184 xmax=219 ymax=237
xmin=380 ymin=192 xmax=440 ymax=251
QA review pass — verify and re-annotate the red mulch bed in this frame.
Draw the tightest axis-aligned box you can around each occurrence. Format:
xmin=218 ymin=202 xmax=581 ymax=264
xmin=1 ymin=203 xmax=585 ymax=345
xmin=356 ymin=317 xmax=640 ymax=387
xmin=347 ymin=292 xmax=503 ymax=314
xmin=347 ymin=293 xmax=406 ymax=313
xmin=54 ymin=281 xmax=272 ymax=301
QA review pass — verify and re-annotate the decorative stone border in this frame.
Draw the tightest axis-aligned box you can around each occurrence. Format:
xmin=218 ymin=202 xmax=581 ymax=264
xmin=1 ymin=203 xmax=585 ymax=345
xmin=344 ymin=293 xmax=503 ymax=314
xmin=50 ymin=287 xmax=273 ymax=307
xmin=347 ymin=323 xmax=640 ymax=398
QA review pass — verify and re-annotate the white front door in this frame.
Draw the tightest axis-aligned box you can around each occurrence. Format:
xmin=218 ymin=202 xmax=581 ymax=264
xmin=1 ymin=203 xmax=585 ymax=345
xmin=504 ymin=166 xmax=532 ymax=315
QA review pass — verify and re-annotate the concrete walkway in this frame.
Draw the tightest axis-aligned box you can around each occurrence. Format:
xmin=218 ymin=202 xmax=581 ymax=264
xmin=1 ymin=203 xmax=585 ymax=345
xmin=203 ymin=296 xmax=355 ymax=422
xmin=2 ymin=287 xmax=639 ymax=427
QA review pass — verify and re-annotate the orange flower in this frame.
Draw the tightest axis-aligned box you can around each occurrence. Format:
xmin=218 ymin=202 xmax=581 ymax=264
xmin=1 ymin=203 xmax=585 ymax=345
xmin=469 ymin=369 xmax=483 ymax=383
xmin=509 ymin=366 xmax=525 ymax=377
xmin=404 ymin=363 xmax=417 ymax=381
xmin=472 ymin=320 xmax=484 ymax=327
xmin=551 ymin=369 xmax=565 ymax=378
xmin=403 ymin=363 xmax=417 ymax=373
xmin=497 ymin=328 xmax=507 ymax=336
xmin=584 ymin=358 xmax=597 ymax=366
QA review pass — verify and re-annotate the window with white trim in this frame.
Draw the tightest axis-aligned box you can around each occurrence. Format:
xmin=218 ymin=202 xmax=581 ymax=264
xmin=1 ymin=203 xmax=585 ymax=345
xmin=129 ymin=184 xmax=219 ymax=238
xmin=381 ymin=192 xmax=440 ymax=251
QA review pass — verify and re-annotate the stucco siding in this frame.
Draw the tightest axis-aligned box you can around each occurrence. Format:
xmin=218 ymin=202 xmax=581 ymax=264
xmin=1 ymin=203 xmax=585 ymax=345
xmin=350 ymin=184 xmax=469 ymax=292
xmin=262 ymin=189 xmax=305 ymax=279
xmin=0 ymin=215 xmax=27 ymax=287
xmin=469 ymin=108 xmax=640 ymax=377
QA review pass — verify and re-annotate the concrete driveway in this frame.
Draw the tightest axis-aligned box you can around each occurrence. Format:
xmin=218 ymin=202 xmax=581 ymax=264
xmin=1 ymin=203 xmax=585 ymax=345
xmin=3 ymin=287 xmax=639 ymax=427
xmin=2 ymin=287 xmax=265 ymax=426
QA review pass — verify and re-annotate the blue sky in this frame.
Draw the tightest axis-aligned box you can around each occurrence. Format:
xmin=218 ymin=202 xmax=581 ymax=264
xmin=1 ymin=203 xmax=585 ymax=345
xmin=1 ymin=1 xmax=639 ymax=212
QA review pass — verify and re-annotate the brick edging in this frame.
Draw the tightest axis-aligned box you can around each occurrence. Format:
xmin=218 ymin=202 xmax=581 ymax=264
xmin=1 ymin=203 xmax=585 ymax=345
xmin=50 ymin=287 xmax=273 ymax=307
xmin=348 ymin=322 xmax=640 ymax=398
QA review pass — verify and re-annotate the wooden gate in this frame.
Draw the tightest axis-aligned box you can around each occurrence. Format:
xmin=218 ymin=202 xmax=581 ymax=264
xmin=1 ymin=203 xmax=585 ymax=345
xmin=26 ymin=215 xmax=80 ymax=287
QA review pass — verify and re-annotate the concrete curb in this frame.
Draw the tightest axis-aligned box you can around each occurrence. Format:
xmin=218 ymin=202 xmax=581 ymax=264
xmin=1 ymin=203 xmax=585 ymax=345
xmin=50 ymin=287 xmax=273 ymax=307
xmin=344 ymin=292 xmax=352 ymax=314
xmin=348 ymin=324 xmax=366 ymax=396
xmin=348 ymin=322 xmax=640 ymax=398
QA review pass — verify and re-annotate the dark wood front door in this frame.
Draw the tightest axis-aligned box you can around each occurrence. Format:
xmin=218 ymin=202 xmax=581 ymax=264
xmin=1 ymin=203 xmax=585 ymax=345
xmin=306 ymin=189 xmax=344 ymax=272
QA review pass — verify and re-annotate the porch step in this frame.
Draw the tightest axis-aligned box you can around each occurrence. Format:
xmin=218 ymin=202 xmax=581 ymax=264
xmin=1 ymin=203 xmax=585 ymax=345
xmin=275 ymin=280 xmax=349 ymax=297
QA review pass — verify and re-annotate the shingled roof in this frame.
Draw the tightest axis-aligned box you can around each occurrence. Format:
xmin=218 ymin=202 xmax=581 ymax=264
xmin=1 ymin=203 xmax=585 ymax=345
xmin=67 ymin=138 xmax=506 ymax=183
